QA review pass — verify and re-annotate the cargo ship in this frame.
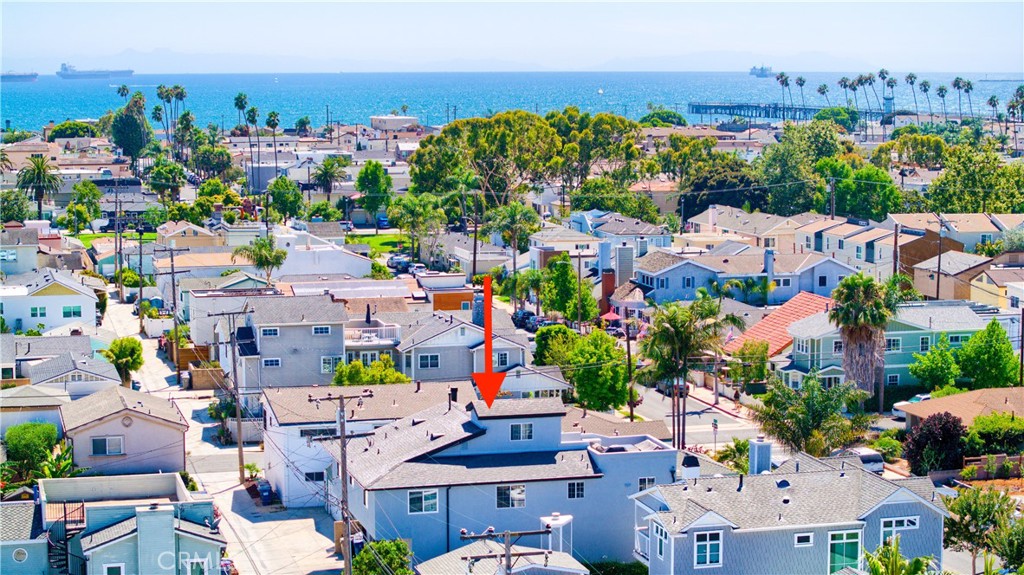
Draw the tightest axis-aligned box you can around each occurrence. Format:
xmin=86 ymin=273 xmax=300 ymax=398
xmin=749 ymin=65 xmax=773 ymax=78
xmin=1 ymin=72 xmax=39 ymax=82
xmin=56 ymin=63 xmax=133 ymax=80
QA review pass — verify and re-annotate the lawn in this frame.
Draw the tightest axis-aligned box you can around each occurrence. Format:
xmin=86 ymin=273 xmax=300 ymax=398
xmin=348 ymin=233 xmax=408 ymax=254
xmin=77 ymin=233 xmax=157 ymax=249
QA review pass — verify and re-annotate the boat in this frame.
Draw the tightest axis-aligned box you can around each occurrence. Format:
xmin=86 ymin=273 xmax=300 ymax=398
xmin=749 ymin=65 xmax=773 ymax=78
xmin=56 ymin=63 xmax=133 ymax=80
xmin=1 ymin=72 xmax=39 ymax=82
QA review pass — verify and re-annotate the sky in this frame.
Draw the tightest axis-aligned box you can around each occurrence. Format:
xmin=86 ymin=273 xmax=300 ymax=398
xmin=2 ymin=1 xmax=1023 ymax=74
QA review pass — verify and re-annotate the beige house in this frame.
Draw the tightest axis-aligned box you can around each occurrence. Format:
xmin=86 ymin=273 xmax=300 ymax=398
xmin=687 ymin=205 xmax=824 ymax=251
xmin=156 ymin=220 xmax=225 ymax=248
xmin=60 ymin=386 xmax=188 ymax=475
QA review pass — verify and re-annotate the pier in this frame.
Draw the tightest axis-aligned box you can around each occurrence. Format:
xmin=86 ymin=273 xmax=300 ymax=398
xmin=688 ymin=102 xmax=886 ymax=121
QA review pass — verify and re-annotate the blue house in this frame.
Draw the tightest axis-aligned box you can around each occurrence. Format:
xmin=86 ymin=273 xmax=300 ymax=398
xmin=323 ymin=398 xmax=677 ymax=565
xmin=631 ymin=439 xmax=948 ymax=575
xmin=0 ymin=501 xmax=49 ymax=575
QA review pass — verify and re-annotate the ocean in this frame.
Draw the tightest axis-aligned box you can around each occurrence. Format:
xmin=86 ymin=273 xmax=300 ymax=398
xmin=2 ymin=71 xmax=1021 ymax=131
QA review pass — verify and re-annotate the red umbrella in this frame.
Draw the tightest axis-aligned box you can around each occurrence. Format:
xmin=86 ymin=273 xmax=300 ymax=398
xmin=600 ymin=311 xmax=621 ymax=321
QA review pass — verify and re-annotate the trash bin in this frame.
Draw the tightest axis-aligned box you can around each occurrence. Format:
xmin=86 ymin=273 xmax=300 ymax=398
xmin=257 ymin=480 xmax=272 ymax=505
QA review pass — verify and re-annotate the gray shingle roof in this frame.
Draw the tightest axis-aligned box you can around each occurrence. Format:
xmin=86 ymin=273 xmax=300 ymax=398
xmin=634 ymin=249 xmax=686 ymax=273
xmin=594 ymin=214 xmax=667 ymax=236
xmin=913 ymin=251 xmax=991 ymax=275
xmin=174 ymin=517 xmax=227 ymax=546
xmin=61 ymin=385 xmax=187 ymax=432
xmin=0 ymin=502 xmax=43 ymax=541
xmin=0 ymin=227 xmax=39 ymax=247
xmin=416 ymin=540 xmax=588 ymax=575
xmin=374 ymin=448 xmax=600 ymax=489
xmin=530 ymin=227 xmax=595 ymax=243
xmin=393 ymin=310 xmax=521 ymax=352
xmin=80 ymin=517 xmax=136 ymax=551
xmin=787 ymin=312 xmax=836 ymax=339
xmin=9 ymin=268 xmax=97 ymax=299
xmin=430 ymin=231 xmax=505 ymax=254
xmin=246 ymin=294 xmax=349 ymax=325
xmin=14 ymin=335 xmax=93 ymax=359
xmin=894 ymin=302 xmax=987 ymax=332
xmin=0 ymin=385 xmax=71 ymax=408
xmin=468 ymin=397 xmax=566 ymax=419
xmin=562 ymin=406 xmax=670 ymax=441
xmin=1 ymin=334 xmax=14 ymax=364
xmin=25 ymin=353 xmax=119 ymax=385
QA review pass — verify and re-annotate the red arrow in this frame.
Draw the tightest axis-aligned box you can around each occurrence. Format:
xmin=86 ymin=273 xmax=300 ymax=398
xmin=472 ymin=275 xmax=506 ymax=407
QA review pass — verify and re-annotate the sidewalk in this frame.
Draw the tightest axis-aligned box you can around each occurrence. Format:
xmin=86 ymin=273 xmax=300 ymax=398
xmin=687 ymin=384 xmax=752 ymax=420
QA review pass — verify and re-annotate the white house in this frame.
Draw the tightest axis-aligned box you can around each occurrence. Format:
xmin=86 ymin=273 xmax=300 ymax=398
xmin=0 ymin=268 xmax=98 ymax=333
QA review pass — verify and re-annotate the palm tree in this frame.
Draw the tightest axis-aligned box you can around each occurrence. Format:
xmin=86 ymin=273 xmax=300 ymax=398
xmin=0 ymin=148 xmax=13 ymax=175
xmin=795 ymin=76 xmax=806 ymax=108
xmin=100 ymin=337 xmax=144 ymax=387
xmin=171 ymin=84 xmax=186 ymax=133
xmin=918 ymin=80 xmax=933 ymax=120
xmin=849 ymin=78 xmax=862 ymax=136
xmin=232 ymin=235 xmax=288 ymax=286
xmin=234 ymin=92 xmax=253 ymax=191
xmin=150 ymin=105 xmax=165 ymax=154
xmin=877 ymin=68 xmax=889 ymax=85
xmin=963 ymin=79 xmax=975 ymax=117
xmin=838 ymin=77 xmax=851 ymax=107
xmin=713 ymin=438 xmax=749 ymax=473
xmin=936 ymin=85 xmax=949 ymax=123
xmin=775 ymin=72 xmax=789 ymax=120
xmin=117 ymin=84 xmax=129 ymax=101
xmin=265 ymin=111 xmax=280 ymax=176
xmin=864 ymin=536 xmax=932 ymax=575
xmin=866 ymin=72 xmax=882 ymax=110
xmin=988 ymin=95 xmax=1001 ymax=125
xmin=953 ymin=77 xmax=965 ymax=119
xmin=177 ymin=111 xmax=195 ymax=162
xmin=817 ymin=84 xmax=831 ymax=107
xmin=885 ymin=76 xmax=897 ymax=100
xmin=519 ymin=268 xmax=545 ymax=315
xmin=17 ymin=156 xmax=61 ymax=219
xmin=904 ymin=73 xmax=919 ymax=120
xmin=828 ymin=273 xmax=918 ymax=413
xmin=246 ymin=106 xmax=262 ymax=192
xmin=312 ymin=158 xmax=344 ymax=206
xmin=482 ymin=202 xmax=540 ymax=311
xmin=33 ymin=442 xmax=86 ymax=479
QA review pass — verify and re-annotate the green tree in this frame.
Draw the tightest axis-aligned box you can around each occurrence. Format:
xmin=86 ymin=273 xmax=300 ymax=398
xmin=111 ymin=92 xmax=153 ymax=172
xmin=33 ymin=442 xmax=86 ymax=480
xmin=843 ymin=165 xmax=900 ymax=221
xmin=540 ymin=254 xmax=576 ymax=316
xmin=387 ymin=192 xmax=446 ymax=260
xmin=729 ymin=339 xmax=769 ymax=388
xmin=904 ymin=412 xmax=966 ymax=475
xmin=59 ymin=203 xmax=92 ymax=234
xmin=2 ymin=129 xmax=34 ymax=144
xmin=265 ymin=110 xmax=280 ymax=174
xmin=294 ymin=116 xmax=312 ymax=137
xmin=864 ymin=535 xmax=932 ymax=575
xmin=991 ymin=518 xmax=1024 ymax=572
xmin=232 ymin=235 xmax=288 ymax=286
xmin=957 ymin=319 xmax=1019 ymax=389
xmin=356 ymin=160 xmax=394 ymax=234
xmin=352 ymin=539 xmax=414 ymax=575
xmin=17 ymin=155 xmax=61 ymax=219
xmin=4 ymin=422 xmax=58 ymax=472
xmin=366 ymin=261 xmax=392 ymax=280
xmin=756 ymin=122 xmax=831 ymax=215
xmin=482 ymin=202 xmax=540 ymax=285
xmin=545 ymin=107 xmax=641 ymax=192
xmin=812 ymin=107 xmax=859 ymax=132
xmin=638 ymin=106 xmax=687 ymax=127
xmin=148 ymin=157 xmax=186 ymax=206
xmin=47 ymin=120 xmax=98 ymax=142
xmin=267 ymin=177 xmax=304 ymax=221
xmin=750 ymin=375 xmax=867 ymax=456
xmin=194 ymin=145 xmax=232 ymax=178
xmin=0 ymin=189 xmax=33 ymax=222
xmin=534 ymin=324 xmax=580 ymax=367
xmin=364 ymin=356 xmax=411 ymax=384
xmin=568 ymin=330 xmax=628 ymax=411
xmin=142 ymin=205 xmax=169 ymax=229
xmin=909 ymin=333 xmax=960 ymax=390
xmin=570 ymin=177 xmax=660 ymax=223
xmin=567 ymin=283 xmax=599 ymax=324
xmin=713 ymin=438 xmax=749 ymax=473
xmin=312 ymin=157 xmax=347 ymax=206
xmin=943 ymin=487 xmax=1015 ymax=575
xmin=99 ymin=337 xmax=144 ymax=386
xmin=928 ymin=145 xmax=1013 ymax=213
xmin=71 ymin=180 xmax=103 ymax=219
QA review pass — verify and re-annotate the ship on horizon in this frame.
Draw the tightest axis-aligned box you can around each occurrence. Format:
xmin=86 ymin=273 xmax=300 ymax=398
xmin=1 ymin=71 xmax=39 ymax=82
xmin=56 ymin=63 xmax=133 ymax=80
xmin=749 ymin=65 xmax=773 ymax=78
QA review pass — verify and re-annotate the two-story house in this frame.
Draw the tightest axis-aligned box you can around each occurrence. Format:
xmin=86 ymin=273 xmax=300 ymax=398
xmin=156 ymin=221 xmax=225 ymax=248
xmin=0 ymin=268 xmax=99 ymax=333
xmin=631 ymin=437 xmax=947 ymax=575
xmin=323 ymin=398 xmax=677 ymax=564
xmin=775 ymin=300 xmax=989 ymax=389
xmin=912 ymin=251 xmax=991 ymax=301
xmin=421 ymin=231 xmax=509 ymax=280
xmin=570 ymin=211 xmax=672 ymax=255
xmin=0 ymin=227 xmax=40 ymax=276
xmin=688 ymin=205 xmax=824 ymax=250
xmin=528 ymin=226 xmax=602 ymax=271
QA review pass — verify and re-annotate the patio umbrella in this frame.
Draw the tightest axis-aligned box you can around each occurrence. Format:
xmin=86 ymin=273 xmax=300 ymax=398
xmin=599 ymin=311 xmax=621 ymax=321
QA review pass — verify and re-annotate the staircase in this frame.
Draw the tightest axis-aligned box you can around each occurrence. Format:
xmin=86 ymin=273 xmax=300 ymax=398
xmin=46 ymin=502 xmax=87 ymax=575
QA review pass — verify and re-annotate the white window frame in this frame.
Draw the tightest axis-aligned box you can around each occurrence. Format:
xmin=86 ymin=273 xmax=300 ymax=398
xmin=764 ymin=237 xmax=775 ymax=248
xmin=567 ymin=481 xmax=585 ymax=499
xmin=657 ymin=277 xmax=668 ymax=289
xmin=103 ymin=564 xmax=126 ymax=575
xmin=638 ymin=476 xmax=656 ymax=492
xmin=887 ymin=374 xmax=900 ymax=385
xmin=920 ymin=336 xmax=930 ymax=352
xmin=838 ymin=239 xmax=845 ymax=250
xmin=312 ymin=325 xmax=331 ymax=336
xmin=496 ymin=484 xmax=526 ymax=509
xmin=833 ymin=340 xmax=843 ymax=355
xmin=949 ymin=334 xmax=964 ymax=344
xmin=795 ymin=339 xmax=808 ymax=354
xmin=694 ymin=530 xmax=723 ymax=568
xmin=804 ymin=236 xmax=812 ymax=249
xmin=62 ymin=305 xmax=82 ymax=318
xmin=828 ymin=530 xmax=861 ymax=573
xmin=510 ymin=423 xmax=533 ymax=441
xmin=186 ymin=557 xmax=209 ymax=575
xmin=653 ymin=523 xmax=667 ymax=559
xmin=881 ymin=516 xmax=919 ymax=545
xmin=855 ymin=245 xmax=863 ymax=260
xmin=794 ymin=532 xmax=814 ymax=547
xmin=30 ymin=306 xmax=46 ymax=318
xmin=981 ymin=233 xmax=993 ymax=245
xmin=419 ymin=354 xmax=440 ymax=369
xmin=261 ymin=327 xmax=279 ymax=337
xmin=408 ymin=489 xmax=438 ymax=514
xmin=304 ymin=471 xmax=325 ymax=482
xmin=885 ymin=337 xmax=901 ymax=352
xmin=778 ymin=277 xmax=791 ymax=287
xmin=321 ymin=356 xmax=344 ymax=374
xmin=497 ymin=351 xmax=509 ymax=367
xmin=91 ymin=436 xmax=124 ymax=456
xmin=263 ymin=358 xmax=282 ymax=368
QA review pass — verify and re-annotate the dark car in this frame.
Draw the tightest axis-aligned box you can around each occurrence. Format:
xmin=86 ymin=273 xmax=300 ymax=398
xmin=377 ymin=215 xmax=390 ymax=229
xmin=512 ymin=310 xmax=536 ymax=328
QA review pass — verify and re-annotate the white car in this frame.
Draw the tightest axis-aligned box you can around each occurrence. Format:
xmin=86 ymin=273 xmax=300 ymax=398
xmin=892 ymin=393 xmax=931 ymax=420
xmin=409 ymin=263 xmax=427 ymax=276
xmin=841 ymin=447 xmax=885 ymax=474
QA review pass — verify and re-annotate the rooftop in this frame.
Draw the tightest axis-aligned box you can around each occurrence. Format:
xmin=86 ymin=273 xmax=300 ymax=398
xmin=469 ymin=397 xmax=567 ymax=419
xmin=900 ymin=387 xmax=1024 ymax=425
xmin=61 ymin=385 xmax=187 ymax=432
xmin=25 ymin=353 xmax=118 ymax=385
xmin=0 ymin=385 xmax=71 ymax=409
xmin=913 ymin=251 xmax=991 ymax=275
xmin=725 ymin=292 xmax=833 ymax=356
xmin=0 ymin=502 xmax=43 ymax=541
xmin=941 ymin=213 xmax=1000 ymax=233
xmin=416 ymin=540 xmax=587 ymax=575
xmin=247 ymin=294 xmax=349 ymax=325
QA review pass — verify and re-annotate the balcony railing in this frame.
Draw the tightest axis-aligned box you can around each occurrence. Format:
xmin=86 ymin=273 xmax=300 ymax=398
xmin=345 ymin=326 xmax=400 ymax=343
xmin=634 ymin=528 xmax=650 ymax=562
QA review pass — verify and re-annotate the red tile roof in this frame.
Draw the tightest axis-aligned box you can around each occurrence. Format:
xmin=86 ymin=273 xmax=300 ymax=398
xmin=723 ymin=291 xmax=833 ymax=357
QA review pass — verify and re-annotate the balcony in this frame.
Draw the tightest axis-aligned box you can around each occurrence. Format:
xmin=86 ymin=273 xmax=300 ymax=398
xmin=633 ymin=527 xmax=650 ymax=564
xmin=344 ymin=326 xmax=400 ymax=346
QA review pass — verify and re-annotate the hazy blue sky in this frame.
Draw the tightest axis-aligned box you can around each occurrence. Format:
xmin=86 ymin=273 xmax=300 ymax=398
xmin=3 ymin=1 xmax=1022 ymax=73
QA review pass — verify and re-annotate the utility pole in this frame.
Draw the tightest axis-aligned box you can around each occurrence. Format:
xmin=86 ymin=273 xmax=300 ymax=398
xmin=114 ymin=180 xmax=123 ymax=299
xmin=308 ymin=391 xmax=372 ymax=575
xmin=935 ymin=232 xmax=944 ymax=300
xmin=625 ymin=320 xmax=635 ymax=421
xmin=828 ymin=177 xmax=836 ymax=220
xmin=137 ymin=227 xmax=145 ymax=335
xmin=460 ymin=526 xmax=553 ymax=575
xmin=576 ymin=250 xmax=583 ymax=330
xmin=207 ymin=307 xmax=253 ymax=484
xmin=1018 ymin=306 xmax=1024 ymax=387
xmin=892 ymin=223 xmax=901 ymax=277
xmin=154 ymin=244 xmax=189 ymax=387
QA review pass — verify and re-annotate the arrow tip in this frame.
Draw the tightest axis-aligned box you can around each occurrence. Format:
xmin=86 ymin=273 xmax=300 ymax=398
xmin=472 ymin=371 xmax=506 ymax=408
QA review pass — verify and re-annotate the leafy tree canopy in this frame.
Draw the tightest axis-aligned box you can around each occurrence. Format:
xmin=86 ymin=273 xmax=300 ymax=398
xmin=568 ymin=330 xmax=628 ymax=410
xmin=47 ymin=120 xmax=98 ymax=142
xmin=909 ymin=333 xmax=960 ymax=390
xmin=956 ymin=319 xmax=1019 ymax=389
xmin=0 ymin=189 xmax=33 ymax=222
xmin=638 ymin=106 xmax=687 ymax=127
xmin=904 ymin=412 xmax=966 ymax=475
xmin=570 ymin=177 xmax=660 ymax=224
xmin=4 ymin=422 xmax=58 ymax=470
xmin=812 ymin=107 xmax=859 ymax=132
xmin=534 ymin=324 xmax=580 ymax=367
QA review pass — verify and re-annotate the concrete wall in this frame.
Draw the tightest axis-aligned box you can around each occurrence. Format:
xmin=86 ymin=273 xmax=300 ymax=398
xmin=0 ymin=406 xmax=63 ymax=436
xmin=69 ymin=413 xmax=185 ymax=475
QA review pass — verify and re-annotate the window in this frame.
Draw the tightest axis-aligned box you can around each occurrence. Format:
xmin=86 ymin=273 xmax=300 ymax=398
xmin=838 ymin=240 xmax=845 ymax=250
xmin=30 ymin=306 xmax=46 ymax=318
xmin=794 ymin=339 xmax=808 ymax=354
xmin=885 ymin=338 xmax=901 ymax=352
xmin=419 ymin=355 xmax=439 ymax=369
xmin=684 ymin=276 xmax=694 ymax=289
xmin=12 ymin=548 xmax=28 ymax=563
xmin=887 ymin=374 xmax=900 ymax=385
xmin=510 ymin=423 xmax=533 ymax=441
xmin=1012 ymin=296 xmax=1021 ymax=309
xmin=321 ymin=356 xmax=344 ymax=374
xmin=261 ymin=327 xmax=279 ymax=337
xmin=804 ymin=236 xmax=812 ymax=249
xmin=0 ymin=249 xmax=17 ymax=262
xmin=764 ymin=237 xmax=776 ymax=248
xmin=829 ymin=531 xmax=860 ymax=573
xmin=920 ymin=337 xmax=930 ymax=352
xmin=103 ymin=565 xmax=125 ymax=575
xmin=855 ymin=246 xmax=863 ymax=260
xmin=567 ymin=481 xmax=585 ymax=499
xmin=981 ymin=234 xmax=993 ymax=245
xmin=263 ymin=358 xmax=282 ymax=368
xmin=638 ymin=477 xmax=656 ymax=492
xmin=299 ymin=427 xmax=333 ymax=438
xmin=949 ymin=334 xmax=965 ymax=344
xmin=91 ymin=436 xmax=124 ymax=456
xmin=459 ymin=327 xmax=467 ymax=337
xmin=497 ymin=352 xmax=509 ymax=367
xmin=818 ymin=276 xmax=828 ymax=287
xmin=70 ymin=373 xmax=84 ymax=382
xmin=653 ymin=523 xmax=667 ymax=559
xmin=821 ymin=376 xmax=842 ymax=389
xmin=833 ymin=341 xmax=843 ymax=355
xmin=62 ymin=306 xmax=82 ymax=318
xmin=881 ymin=517 xmax=918 ymax=544
xmin=408 ymin=489 xmax=438 ymax=513
xmin=778 ymin=278 xmax=791 ymax=288
xmin=825 ymin=238 xmax=831 ymax=250
xmin=794 ymin=533 xmax=813 ymax=547
xmin=694 ymin=531 xmax=722 ymax=567
xmin=304 ymin=471 xmax=325 ymax=482
xmin=461 ymin=301 xmax=471 ymax=310
xmin=312 ymin=326 xmax=331 ymax=336
xmin=187 ymin=559 xmax=208 ymax=575
xmin=497 ymin=484 xmax=526 ymax=508
xmin=657 ymin=278 xmax=668 ymax=289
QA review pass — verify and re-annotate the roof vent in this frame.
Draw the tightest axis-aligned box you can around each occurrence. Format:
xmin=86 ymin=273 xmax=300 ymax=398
xmin=412 ymin=418 xmax=425 ymax=426
xmin=782 ymin=497 xmax=791 ymax=505
xmin=776 ymin=479 xmax=790 ymax=489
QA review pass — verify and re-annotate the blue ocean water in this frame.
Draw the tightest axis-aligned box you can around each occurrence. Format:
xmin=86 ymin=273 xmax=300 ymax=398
xmin=2 ymin=71 xmax=1021 ymax=130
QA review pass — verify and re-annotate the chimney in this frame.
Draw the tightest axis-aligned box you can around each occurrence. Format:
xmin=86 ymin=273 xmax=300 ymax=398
xmin=471 ymin=292 xmax=485 ymax=327
xmin=600 ymin=270 xmax=616 ymax=314
xmin=709 ymin=204 xmax=718 ymax=232
xmin=764 ymin=249 xmax=775 ymax=287
xmin=598 ymin=241 xmax=611 ymax=271
xmin=749 ymin=434 xmax=772 ymax=475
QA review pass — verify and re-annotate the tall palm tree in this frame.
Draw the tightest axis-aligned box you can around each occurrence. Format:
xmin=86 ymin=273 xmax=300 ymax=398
xmin=482 ymin=202 xmax=541 ymax=311
xmin=918 ymin=80 xmax=933 ymax=120
xmin=117 ymin=84 xmax=129 ymax=101
xmin=246 ymin=106 xmax=262 ymax=192
xmin=988 ymin=95 xmax=1001 ymax=126
xmin=17 ymin=156 xmax=61 ymax=219
xmin=171 ymin=84 xmax=186 ymax=134
xmin=177 ymin=111 xmax=195 ymax=162
xmin=877 ymin=68 xmax=890 ymax=86
xmin=864 ymin=536 xmax=932 ymax=575
xmin=904 ymin=73 xmax=919 ymax=120
xmin=838 ymin=77 xmax=851 ymax=107
xmin=775 ymin=72 xmax=790 ymax=121
xmin=817 ymin=84 xmax=831 ymax=107
xmin=952 ymin=77 xmax=965 ymax=119
xmin=885 ymin=76 xmax=897 ymax=100
xmin=150 ymin=105 xmax=165 ymax=153
xmin=963 ymin=79 xmax=975 ymax=117
xmin=794 ymin=76 xmax=806 ymax=109
xmin=312 ymin=158 xmax=344 ymax=205
xmin=265 ymin=111 xmax=280 ymax=176
xmin=232 ymin=235 xmax=288 ymax=286
xmin=936 ymin=85 xmax=949 ymax=123
xmin=233 ymin=92 xmax=253 ymax=192
xmin=849 ymin=78 xmax=862 ymax=136
xmin=0 ymin=148 xmax=13 ymax=175
xmin=865 ymin=72 xmax=882 ymax=110
xmin=828 ymin=273 xmax=918 ymax=413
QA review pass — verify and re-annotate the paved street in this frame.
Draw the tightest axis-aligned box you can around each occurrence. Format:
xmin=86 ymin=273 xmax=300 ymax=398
xmin=634 ymin=385 xmax=762 ymax=448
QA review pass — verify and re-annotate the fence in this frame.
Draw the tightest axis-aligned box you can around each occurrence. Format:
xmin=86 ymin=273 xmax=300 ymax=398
xmin=962 ymin=453 xmax=1024 ymax=480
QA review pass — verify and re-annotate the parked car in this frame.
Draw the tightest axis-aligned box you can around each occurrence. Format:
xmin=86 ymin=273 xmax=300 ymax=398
xmin=338 ymin=220 xmax=355 ymax=232
xmin=534 ymin=320 xmax=559 ymax=331
xmin=409 ymin=263 xmax=427 ymax=276
xmin=892 ymin=393 xmax=931 ymax=420
xmin=377 ymin=215 xmax=390 ymax=229
xmin=605 ymin=326 xmax=625 ymax=338
xmin=512 ymin=310 xmax=536 ymax=328
xmin=835 ymin=447 xmax=885 ymax=474
xmin=387 ymin=254 xmax=409 ymax=268
xmin=525 ymin=316 xmax=542 ymax=332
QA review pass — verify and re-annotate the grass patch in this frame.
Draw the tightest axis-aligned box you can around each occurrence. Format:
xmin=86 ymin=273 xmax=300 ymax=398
xmin=349 ymin=233 xmax=408 ymax=254
xmin=616 ymin=410 xmax=647 ymax=421
xmin=496 ymin=295 xmax=510 ymax=303
xmin=77 ymin=233 xmax=157 ymax=249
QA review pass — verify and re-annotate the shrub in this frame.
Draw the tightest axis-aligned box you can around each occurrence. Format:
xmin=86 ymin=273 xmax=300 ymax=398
xmin=930 ymin=384 xmax=967 ymax=399
xmin=960 ymin=465 xmax=978 ymax=481
xmin=970 ymin=412 xmax=1024 ymax=456
xmin=985 ymin=454 xmax=999 ymax=477
xmin=4 ymin=423 xmax=58 ymax=470
xmin=903 ymin=412 xmax=966 ymax=475
xmin=1001 ymin=459 xmax=1015 ymax=479
xmin=585 ymin=563 xmax=648 ymax=575
xmin=871 ymin=436 xmax=903 ymax=463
